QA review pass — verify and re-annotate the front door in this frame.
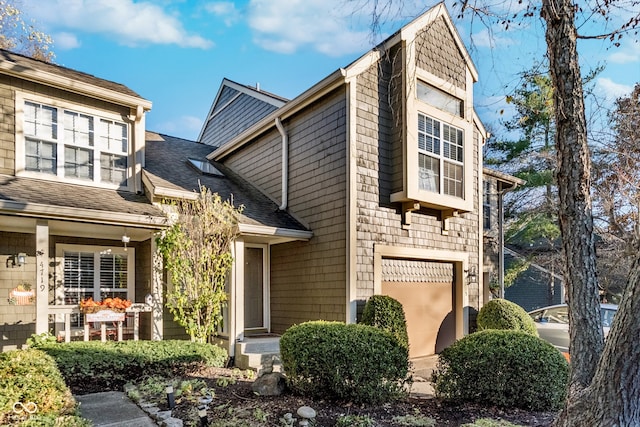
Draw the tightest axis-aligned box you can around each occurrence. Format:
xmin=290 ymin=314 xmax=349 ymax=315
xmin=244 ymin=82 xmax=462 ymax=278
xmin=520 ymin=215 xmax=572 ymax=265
xmin=244 ymin=246 xmax=266 ymax=330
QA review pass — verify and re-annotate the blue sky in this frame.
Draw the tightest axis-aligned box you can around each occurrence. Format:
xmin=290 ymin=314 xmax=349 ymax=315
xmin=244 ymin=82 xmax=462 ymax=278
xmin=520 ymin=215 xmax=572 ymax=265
xmin=20 ymin=0 xmax=640 ymax=141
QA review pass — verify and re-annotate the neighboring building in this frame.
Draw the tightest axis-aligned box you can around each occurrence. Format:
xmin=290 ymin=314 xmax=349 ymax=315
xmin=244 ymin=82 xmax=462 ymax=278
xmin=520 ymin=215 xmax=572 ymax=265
xmin=199 ymin=3 xmax=487 ymax=360
xmin=0 ymin=49 xmax=165 ymax=350
xmin=481 ymin=167 xmax=524 ymax=302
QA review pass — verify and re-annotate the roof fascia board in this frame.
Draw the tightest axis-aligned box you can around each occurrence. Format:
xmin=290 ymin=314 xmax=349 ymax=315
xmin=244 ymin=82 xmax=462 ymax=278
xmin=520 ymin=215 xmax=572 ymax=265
xmin=0 ymin=200 xmax=165 ymax=229
xmin=209 ymin=69 xmax=347 ymax=161
xmin=482 ymin=167 xmax=525 ymax=187
xmin=473 ymin=110 xmax=488 ymax=139
xmin=239 ymin=223 xmax=313 ymax=240
xmin=142 ymin=170 xmax=198 ymax=202
xmin=0 ymin=61 xmax=152 ymax=110
xmin=223 ymin=79 xmax=287 ymax=107
xmin=197 ymin=78 xmax=287 ymax=141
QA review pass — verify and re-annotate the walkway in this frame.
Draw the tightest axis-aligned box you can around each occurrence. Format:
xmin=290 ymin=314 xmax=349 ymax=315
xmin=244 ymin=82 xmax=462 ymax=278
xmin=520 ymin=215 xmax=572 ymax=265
xmin=75 ymin=391 xmax=156 ymax=427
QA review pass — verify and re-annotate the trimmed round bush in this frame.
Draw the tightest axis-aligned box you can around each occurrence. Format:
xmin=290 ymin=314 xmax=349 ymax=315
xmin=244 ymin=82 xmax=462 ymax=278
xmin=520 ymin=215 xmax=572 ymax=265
xmin=477 ymin=298 xmax=538 ymax=336
xmin=280 ymin=321 xmax=410 ymax=404
xmin=432 ymin=330 xmax=569 ymax=410
xmin=0 ymin=349 xmax=79 ymax=425
xmin=361 ymin=295 xmax=409 ymax=350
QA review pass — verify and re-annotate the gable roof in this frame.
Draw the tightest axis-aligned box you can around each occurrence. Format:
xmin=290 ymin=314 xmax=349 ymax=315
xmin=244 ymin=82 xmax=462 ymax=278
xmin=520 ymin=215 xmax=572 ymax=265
xmin=0 ymin=49 xmax=151 ymax=110
xmin=143 ymin=132 xmax=311 ymax=240
xmin=197 ymin=78 xmax=288 ymax=148
xmin=209 ymin=3 xmax=476 ymax=161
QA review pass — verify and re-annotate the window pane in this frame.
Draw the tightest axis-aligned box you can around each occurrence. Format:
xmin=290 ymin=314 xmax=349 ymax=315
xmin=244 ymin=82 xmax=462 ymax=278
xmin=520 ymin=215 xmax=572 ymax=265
xmin=64 ymin=111 xmax=94 ymax=146
xmin=418 ymin=114 xmax=440 ymax=154
xmin=100 ymin=120 xmax=128 ymax=153
xmin=24 ymin=102 xmax=57 ymax=139
xmin=442 ymin=124 xmax=463 ymax=162
xmin=100 ymin=253 xmax=128 ymax=290
xmin=100 ymin=153 xmax=128 ymax=185
xmin=63 ymin=252 xmax=95 ymax=290
xmin=25 ymin=138 xmax=57 ymax=174
xmin=419 ymin=153 xmax=440 ymax=192
xmin=417 ymin=81 xmax=463 ymax=117
xmin=65 ymin=146 xmax=94 ymax=179
xmin=443 ymin=161 xmax=463 ymax=198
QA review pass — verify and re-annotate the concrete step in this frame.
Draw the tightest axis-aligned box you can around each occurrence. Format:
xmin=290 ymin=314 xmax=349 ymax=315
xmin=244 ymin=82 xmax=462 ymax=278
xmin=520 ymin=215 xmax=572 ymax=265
xmin=235 ymin=337 xmax=281 ymax=371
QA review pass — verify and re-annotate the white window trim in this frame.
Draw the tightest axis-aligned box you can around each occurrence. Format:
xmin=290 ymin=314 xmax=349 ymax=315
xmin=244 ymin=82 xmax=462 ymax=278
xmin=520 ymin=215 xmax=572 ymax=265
xmin=55 ymin=243 xmax=135 ymax=306
xmin=15 ymin=91 xmax=133 ymax=191
xmin=394 ymin=64 xmax=474 ymax=213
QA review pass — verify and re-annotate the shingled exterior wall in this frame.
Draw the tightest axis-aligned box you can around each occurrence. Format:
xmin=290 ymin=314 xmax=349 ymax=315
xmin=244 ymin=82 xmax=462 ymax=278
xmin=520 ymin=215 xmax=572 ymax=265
xmin=223 ymin=88 xmax=348 ymax=333
xmin=353 ymin=27 xmax=481 ymax=316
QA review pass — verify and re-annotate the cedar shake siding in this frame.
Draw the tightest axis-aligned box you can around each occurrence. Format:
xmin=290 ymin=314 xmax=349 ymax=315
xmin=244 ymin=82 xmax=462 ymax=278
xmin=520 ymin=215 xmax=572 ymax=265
xmin=0 ymin=231 xmax=36 ymax=351
xmin=415 ymin=16 xmax=467 ymax=90
xmin=223 ymin=88 xmax=348 ymax=333
xmin=354 ymin=42 xmax=480 ymax=311
xmin=200 ymin=85 xmax=281 ymax=149
xmin=0 ymin=84 xmax=15 ymax=175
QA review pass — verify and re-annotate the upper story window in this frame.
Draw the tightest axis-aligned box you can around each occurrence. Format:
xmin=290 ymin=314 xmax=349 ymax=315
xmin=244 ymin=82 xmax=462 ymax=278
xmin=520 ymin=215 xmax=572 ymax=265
xmin=418 ymin=113 xmax=464 ymax=198
xmin=417 ymin=81 xmax=463 ymax=117
xmin=22 ymin=99 xmax=129 ymax=188
xmin=483 ymin=179 xmax=491 ymax=229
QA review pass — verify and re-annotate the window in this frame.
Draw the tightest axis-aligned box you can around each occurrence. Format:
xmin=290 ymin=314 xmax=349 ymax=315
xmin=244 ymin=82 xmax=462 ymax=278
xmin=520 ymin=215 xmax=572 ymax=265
xmin=188 ymin=158 xmax=224 ymax=176
xmin=418 ymin=113 xmax=464 ymax=198
xmin=417 ymin=81 xmax=463 ymax=117
xmin=59 ymin=246 xmax=133 ymax=327
xmin=21 ymin=99 xmax=129 ymax=187
xmin=483 ymin=180 xmax=491 ymax=229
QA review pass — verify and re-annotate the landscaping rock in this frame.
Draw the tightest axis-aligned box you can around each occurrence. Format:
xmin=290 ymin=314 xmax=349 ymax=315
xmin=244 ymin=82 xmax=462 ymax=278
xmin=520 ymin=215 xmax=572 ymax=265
xmin=251 ymin=372 xmax=286 ymax=396
xmin=161 ymin=417 xmax=184 ymax=427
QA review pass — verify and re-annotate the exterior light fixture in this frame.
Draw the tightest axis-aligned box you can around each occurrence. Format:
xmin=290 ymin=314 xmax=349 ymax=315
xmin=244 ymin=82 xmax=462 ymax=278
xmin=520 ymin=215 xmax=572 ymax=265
xmin=198 ymin=405 xmax=208 ymax=427
xmin=7 ymin=253 xmax=27 ymax=268
xmin=166 ymin=384 xmax=175 ymax=409
xmin=122 ymin=234 xmax=130 ymax=251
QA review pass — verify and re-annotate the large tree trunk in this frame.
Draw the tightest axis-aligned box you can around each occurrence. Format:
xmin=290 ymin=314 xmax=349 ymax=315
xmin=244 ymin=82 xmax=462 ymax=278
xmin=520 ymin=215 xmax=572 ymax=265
xmin=543 ymin=0 xmax=640 ymax=424
xmin=542 ymin=0 xmax=603 ymax=389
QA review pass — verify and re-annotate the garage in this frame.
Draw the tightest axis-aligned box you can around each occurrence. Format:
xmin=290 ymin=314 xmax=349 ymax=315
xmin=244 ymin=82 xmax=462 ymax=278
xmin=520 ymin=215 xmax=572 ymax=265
xmin=381 ymin=258 xmax=456 ymax=358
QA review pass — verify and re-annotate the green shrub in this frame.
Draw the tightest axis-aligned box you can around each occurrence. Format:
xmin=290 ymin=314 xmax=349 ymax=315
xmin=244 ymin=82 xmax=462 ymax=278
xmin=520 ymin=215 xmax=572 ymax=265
xmin=280 ymin=321 xmax=410 ymax=404
xmin=432 ymin=330 xmax=568 ymax=411
xmin=361 ymin=295 xmax=409 ymax=349
xmin=477 ymin=298 xmax=538 ymax=336
xmin=0 ymin=349 xmax=81 ymax=425
xmin=38 ymin=340 xmax=228 ymax=392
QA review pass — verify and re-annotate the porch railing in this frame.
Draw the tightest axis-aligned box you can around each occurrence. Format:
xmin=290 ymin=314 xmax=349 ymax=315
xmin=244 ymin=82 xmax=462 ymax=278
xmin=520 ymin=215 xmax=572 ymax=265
xmin=48 ymin=304 xmax=152 ymax=342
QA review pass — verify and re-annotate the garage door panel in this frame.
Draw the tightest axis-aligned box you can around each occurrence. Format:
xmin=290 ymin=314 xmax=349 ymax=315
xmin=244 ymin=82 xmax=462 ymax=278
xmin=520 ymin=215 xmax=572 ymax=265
xmin=383 ymin=281 xmax=453 ymax=358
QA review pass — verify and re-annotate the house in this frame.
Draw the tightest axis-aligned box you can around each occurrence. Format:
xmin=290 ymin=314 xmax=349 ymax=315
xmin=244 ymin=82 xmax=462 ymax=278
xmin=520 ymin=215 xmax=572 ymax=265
xmin=1 ymin=3 xmax=519 ymax=364
xmin=0 ymin=49 xmax=166 ymax=350
xmin=194 ymin=3 xmax=491 ymax=361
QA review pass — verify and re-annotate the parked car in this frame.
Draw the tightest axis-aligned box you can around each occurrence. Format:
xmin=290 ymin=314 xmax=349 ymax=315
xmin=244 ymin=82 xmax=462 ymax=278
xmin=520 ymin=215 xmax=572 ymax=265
xmin=528 ymin=303 xmax=618 ymax=353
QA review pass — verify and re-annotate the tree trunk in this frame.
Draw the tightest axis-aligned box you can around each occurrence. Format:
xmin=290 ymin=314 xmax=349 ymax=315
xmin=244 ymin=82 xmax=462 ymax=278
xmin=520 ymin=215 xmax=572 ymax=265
xmin=543 ymin=0 xmax=640 ymax=424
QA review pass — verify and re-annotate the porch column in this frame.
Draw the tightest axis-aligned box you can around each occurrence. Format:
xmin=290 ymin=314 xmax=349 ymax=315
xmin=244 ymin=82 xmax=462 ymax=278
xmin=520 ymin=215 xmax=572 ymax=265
xmin=35 ymin=220 xmax=49 ymax=334
xmin=234 ymin=239 xmax=245 ymax=344
xmin=151 ymin=237 xmax=163 ymax=340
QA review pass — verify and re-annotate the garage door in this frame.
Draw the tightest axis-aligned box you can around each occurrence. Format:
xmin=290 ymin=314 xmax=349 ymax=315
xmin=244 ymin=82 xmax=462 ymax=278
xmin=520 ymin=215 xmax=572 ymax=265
xmin=381 ymin=258 xmax=455 ymax=358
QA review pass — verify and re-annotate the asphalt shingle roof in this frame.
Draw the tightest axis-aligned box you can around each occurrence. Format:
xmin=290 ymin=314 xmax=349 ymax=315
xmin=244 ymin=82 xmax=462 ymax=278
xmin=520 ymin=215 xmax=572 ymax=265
xmin=0 ymin=49 xmax=143 ymax=99
xmin=144 ymin=131 xmax=308 ymax=231
xmin=0 ymin=174 xmax=164 ymax=218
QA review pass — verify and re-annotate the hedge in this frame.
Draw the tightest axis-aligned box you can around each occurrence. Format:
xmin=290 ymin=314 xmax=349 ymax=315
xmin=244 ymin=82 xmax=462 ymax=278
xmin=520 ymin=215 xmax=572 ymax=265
xmin=477 ymin=298 xmax=538 ymax=336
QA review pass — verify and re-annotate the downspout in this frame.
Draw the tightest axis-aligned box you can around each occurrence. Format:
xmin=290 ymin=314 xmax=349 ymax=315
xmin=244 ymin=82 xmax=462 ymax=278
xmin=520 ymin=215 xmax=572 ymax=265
xmin=129 ymin=105 xmax=145 ymax=194
xmin=275 ymin=117 xmax=288 ymax=210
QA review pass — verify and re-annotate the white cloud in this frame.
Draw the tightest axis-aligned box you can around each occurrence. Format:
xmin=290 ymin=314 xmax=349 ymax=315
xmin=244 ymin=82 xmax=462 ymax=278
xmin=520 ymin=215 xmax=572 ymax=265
xmin=596 ymin=77 xmax=633 ymax=101
xmin=247 ymin=0 xmax=376 ymax=57
xmin=471 ymin=28 xmax=517 ymax=49
xmin=53 ymin=32 xmax=80 ymax=50
xmin=608 ymin=43 xmax=640 ymax=64
xmin=204 ymin=2 xmax=241 ymax=27
xmin=23 ymin=0 xmax=213 ymax=49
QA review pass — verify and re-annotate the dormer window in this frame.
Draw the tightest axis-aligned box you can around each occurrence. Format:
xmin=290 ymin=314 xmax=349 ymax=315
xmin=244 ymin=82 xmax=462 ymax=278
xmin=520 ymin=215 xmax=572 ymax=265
xmin=19 ymin=96 xmax=130 ymax=188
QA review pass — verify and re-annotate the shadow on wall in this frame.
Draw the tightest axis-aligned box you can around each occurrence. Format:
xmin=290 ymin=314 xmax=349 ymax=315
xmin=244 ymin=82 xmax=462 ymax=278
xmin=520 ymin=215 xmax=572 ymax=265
xmin=1 ymin=321 xmax=35 ymax=351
